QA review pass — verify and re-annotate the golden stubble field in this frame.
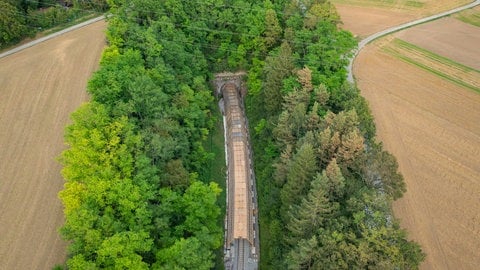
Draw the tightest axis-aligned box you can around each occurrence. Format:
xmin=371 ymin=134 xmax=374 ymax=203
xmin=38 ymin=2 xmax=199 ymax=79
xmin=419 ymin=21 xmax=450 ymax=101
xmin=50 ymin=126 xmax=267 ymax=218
xmin=0 ymin=20 xmax=106 ymax=269
xmin=334 ymin=1 xmax=480 ymax=269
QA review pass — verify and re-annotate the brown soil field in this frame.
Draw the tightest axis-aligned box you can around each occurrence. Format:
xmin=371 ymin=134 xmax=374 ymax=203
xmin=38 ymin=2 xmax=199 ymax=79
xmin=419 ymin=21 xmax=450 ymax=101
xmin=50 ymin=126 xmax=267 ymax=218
xmin=334 ymin=4 xmax=417 ymax=37
xmin=394 ymin=16 xmax=480 ymax=70
xmin=0 ymin=20 xmax=106 ymax=270
xmin=354 ymin=36 xmax=480 ymax=270
xmin=333 ymin=0 xmax=471 ymax=37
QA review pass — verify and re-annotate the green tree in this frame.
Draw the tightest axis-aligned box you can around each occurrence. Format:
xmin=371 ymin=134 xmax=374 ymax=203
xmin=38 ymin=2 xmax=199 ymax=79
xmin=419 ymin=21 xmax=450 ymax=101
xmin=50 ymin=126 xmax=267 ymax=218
xmin=353 ymin=205 xmax=425 ymax=269
xmin=154 ymin=237 xmax=214 ymax=270
xmin=67 ymin=254 xmax=97 ymax=270
xmin=72 ymin=0 xmax=108 ymax=11
xmin=88 ymin=49 xmax=146 ymax=109
xmin=304 ymin=1 xmax=340 ymax=29
xmin=162 ymin=159 xmax=190 ymax=191
xmin=286 ymin=170 xmax=336 ymax=244
xmin=59 ymin=103 xmax=155 ymax=266
xmin=181 ymin=181 xmax=222 ymax=249
xmin=0 ymin=1 xmax=28 ymax=46
xmin=264 ymin=8 xmax=282 ymax=48
xmin=286 ymin=235 xmax=319 ymax=270
xmin=96 ymin=231 xmax=152 ymax=269
xmin=319 ymin=158 xmax=346 ymax=201
xmin=359 ymin=143 xmax=406 ymax=200
xmin=263 ymin=42 xmax=295 ymax=116
xmin=280 ymin=142 xmax=317 ymax=208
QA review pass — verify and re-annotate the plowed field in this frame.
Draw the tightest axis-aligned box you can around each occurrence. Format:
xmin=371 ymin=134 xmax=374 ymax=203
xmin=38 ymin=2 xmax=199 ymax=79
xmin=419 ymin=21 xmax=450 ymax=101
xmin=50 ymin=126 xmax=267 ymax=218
xmin=351 ymin=15 xmax=480 ymax=270
xmin=395 ymin=17 xmax=480 ymax=70
xmin=0 ymin=20 xmax=106 ymax=270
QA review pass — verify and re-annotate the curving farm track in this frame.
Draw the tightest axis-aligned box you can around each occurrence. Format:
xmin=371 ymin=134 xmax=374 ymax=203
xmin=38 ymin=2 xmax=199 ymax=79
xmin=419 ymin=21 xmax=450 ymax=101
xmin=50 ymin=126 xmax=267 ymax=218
xmin=0 ymin=20 xmax=106 ymax=269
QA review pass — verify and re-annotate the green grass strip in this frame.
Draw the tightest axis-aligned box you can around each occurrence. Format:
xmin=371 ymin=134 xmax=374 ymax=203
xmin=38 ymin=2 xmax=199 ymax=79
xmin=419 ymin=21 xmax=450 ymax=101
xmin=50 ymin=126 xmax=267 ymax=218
xmin=331 ymin=0 xmax=396 ymax=9
xmin=455 ymin=12 xmax=480 ymax=27
xmin=405 ymin=1 xmax=425 ymax=8
xmin=383 ymin=45 xmax=480 ymax=94
xmin=392 ymin=38 xmax=480 ymax=75
xmin=203 ymin=102 xmax=227 ymax=270
xmin=332 ymin=0 xmax=425 ymax=9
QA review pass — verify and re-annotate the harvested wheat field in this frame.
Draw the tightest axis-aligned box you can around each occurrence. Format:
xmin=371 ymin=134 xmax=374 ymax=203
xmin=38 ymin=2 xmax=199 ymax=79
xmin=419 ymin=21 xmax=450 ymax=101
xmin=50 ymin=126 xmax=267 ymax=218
xmin=0 ymin=20 xmax=106 ymax=270
xmin=333 ymin=0 xmax=471 ymax=37
xmin=353 ymin=28 xmax=480 ymax=270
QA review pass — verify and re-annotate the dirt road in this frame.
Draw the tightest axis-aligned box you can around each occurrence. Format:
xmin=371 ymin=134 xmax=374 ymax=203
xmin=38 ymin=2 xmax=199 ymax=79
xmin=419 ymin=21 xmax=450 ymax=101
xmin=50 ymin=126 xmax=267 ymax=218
xmin=0 ymin=20 xmax=106 ymax=269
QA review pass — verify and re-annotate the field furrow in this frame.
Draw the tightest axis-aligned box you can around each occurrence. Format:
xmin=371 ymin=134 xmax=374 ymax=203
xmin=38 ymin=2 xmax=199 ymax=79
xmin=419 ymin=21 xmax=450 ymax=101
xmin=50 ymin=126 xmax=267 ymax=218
xmin=382 ymin=38 xmax=480 ymax=93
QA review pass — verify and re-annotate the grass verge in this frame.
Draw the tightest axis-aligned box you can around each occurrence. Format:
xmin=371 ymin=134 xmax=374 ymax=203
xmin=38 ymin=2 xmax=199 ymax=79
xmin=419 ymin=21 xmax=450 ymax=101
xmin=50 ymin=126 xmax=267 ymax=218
xmin=383 ymin=38 xmax=480 ymax=94
xmin=331 ymin=0 xmax=426 ymax=9
xmin=203 ymin=100 xmax=227 ymax=270
xmin=332 ymin=0 xmax=397 ymax=9
xmin=405 ymin=1 xmax=425 ymax=8
xmin=453 ymin=7 xmax=480 ymax=27
xmin=0 ymin=12 xmax=101 ymax=53
xmin=332 ymin=0 xmax=471 ymax=13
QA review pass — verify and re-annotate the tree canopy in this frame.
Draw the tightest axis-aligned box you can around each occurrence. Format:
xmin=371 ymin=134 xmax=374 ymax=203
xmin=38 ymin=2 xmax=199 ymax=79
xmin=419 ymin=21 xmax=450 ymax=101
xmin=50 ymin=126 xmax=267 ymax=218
xmin=0 ymin=0 xmax=108 ymax=48
xmin=242 ymin=1 xmax=424 ymax=269
xmin=58 ymin=0 xmax=424 ymax=269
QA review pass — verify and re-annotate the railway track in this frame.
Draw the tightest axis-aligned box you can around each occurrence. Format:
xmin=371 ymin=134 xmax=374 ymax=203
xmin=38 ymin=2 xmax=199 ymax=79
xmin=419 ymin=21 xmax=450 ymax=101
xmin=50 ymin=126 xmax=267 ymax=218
xmin=215 ymin=73 xmax=259 ymax=270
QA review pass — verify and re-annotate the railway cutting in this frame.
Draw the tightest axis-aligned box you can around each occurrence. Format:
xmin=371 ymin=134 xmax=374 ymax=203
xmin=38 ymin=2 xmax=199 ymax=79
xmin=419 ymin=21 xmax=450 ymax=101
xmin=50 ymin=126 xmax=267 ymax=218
xmin=214 ymin=72 xmax=259 ymax=270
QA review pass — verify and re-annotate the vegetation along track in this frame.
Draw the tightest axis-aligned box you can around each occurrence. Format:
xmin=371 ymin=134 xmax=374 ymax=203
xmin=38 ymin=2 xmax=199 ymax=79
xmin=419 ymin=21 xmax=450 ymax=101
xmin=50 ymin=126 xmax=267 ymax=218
xmin=347 ymin=0 xmax=480 ymax=82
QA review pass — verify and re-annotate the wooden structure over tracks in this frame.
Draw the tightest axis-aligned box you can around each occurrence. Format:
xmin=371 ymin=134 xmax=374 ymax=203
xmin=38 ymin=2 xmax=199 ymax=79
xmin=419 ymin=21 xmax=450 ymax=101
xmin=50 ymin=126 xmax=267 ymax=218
xmin=214 ymin=72 xmax=259 ymax=270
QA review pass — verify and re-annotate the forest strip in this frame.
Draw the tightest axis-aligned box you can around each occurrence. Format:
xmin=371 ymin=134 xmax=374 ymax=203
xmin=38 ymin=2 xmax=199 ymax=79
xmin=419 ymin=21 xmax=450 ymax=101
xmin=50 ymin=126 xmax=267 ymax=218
xmin=56 ymin=1 xmax=425 ymax=269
